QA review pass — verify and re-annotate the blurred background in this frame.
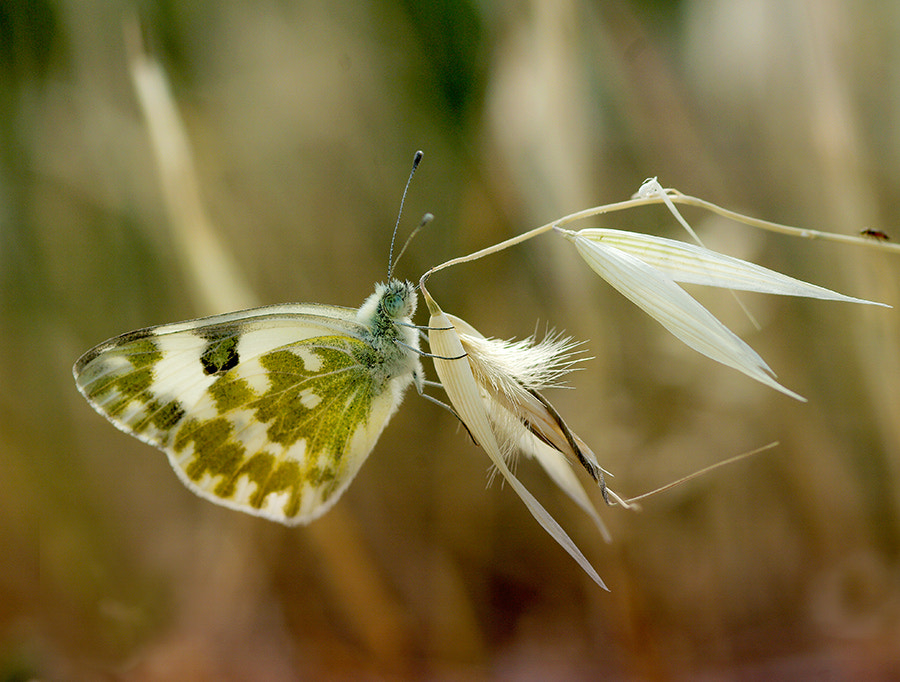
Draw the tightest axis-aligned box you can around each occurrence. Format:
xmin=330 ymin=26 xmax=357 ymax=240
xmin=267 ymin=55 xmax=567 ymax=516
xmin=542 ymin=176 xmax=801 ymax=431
xmin=3 ymin=0 xmax=900 ymax=679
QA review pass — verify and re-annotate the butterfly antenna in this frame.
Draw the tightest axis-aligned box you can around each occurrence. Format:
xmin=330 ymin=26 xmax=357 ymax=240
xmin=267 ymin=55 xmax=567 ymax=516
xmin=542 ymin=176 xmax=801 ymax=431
xmin=392 ymin=212 xmax=433 ymax=276
xmin=388 ymin=150 xmax=424 ymax=279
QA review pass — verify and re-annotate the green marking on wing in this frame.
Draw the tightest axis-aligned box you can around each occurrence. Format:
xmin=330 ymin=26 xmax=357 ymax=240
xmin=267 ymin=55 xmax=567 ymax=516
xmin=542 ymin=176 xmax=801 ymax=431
xmin=108 ymin=367 xmax=155 ymax=417
xmin=209 ymin=374 xmax=255 ymax=412
xmin=138 ymin=397 xmax=187 ymax=433
xmin=238 ymin=452 xmax=304 ymax=516
xmin=76 ymin=336 xmax=188 ymax=441
xmin=177 ymin=417 xmax=248 ymax=486
xmin=173 ymin=335 xmax=381 ymax=517
xmin=126 ymin=338 xmax=164 ymax=368
xmin=252 ymin=343 xmax=377 ymax=454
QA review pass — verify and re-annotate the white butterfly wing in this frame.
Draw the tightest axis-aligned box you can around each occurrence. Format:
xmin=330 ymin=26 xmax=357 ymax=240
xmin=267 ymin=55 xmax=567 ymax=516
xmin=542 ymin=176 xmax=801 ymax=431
xmin=74 ymin=302 xmax=416 ymax=524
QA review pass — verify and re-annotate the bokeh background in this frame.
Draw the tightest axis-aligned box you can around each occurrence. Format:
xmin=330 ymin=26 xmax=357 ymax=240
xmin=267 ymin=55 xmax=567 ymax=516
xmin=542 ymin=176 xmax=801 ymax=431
xmin=4 ymin=1 xmax=900 ymax=679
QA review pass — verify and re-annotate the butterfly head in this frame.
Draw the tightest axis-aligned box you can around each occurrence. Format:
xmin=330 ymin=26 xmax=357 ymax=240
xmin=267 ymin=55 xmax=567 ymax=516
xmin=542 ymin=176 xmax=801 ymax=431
xmin=357 ymin=279 xmax=416 ymax=325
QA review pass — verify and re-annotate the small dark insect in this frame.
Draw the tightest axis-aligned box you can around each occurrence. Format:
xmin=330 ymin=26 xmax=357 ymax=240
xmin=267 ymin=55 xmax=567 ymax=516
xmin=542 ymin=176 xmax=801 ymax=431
xmin=860 ymin=228 xmax=891 ymax=241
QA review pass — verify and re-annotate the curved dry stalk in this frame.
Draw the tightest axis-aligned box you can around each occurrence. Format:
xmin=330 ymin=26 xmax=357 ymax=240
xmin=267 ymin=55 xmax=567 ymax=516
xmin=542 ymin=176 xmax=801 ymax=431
xmin=422 ymin=181 xmax=900 ymax=283
xmin=621 ymin=442 xmax=780 ymax=506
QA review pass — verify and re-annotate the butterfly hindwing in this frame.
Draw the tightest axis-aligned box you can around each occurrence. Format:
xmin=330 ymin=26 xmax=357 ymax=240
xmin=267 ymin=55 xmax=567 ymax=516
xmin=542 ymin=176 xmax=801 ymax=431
xmin=74 ymin=294 xmax=420 ymax=524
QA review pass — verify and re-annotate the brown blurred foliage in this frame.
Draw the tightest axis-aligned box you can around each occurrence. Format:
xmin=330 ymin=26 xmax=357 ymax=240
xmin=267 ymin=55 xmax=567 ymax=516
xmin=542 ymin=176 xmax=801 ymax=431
xmin=2 ymin=0 xmax=899 ymax=679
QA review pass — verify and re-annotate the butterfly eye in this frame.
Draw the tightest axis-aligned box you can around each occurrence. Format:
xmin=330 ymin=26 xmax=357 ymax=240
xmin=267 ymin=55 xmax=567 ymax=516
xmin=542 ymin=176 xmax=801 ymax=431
xmin=382 ymin=290 xmax=405 ymax=318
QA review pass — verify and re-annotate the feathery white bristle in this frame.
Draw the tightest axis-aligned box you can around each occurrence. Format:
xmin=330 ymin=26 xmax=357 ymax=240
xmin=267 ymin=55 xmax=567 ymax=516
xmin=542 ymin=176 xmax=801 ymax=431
xmin=458 ymin=330 xmax=583 ymax=393
xmin=442 ymin=321 xmax=594 ymax=480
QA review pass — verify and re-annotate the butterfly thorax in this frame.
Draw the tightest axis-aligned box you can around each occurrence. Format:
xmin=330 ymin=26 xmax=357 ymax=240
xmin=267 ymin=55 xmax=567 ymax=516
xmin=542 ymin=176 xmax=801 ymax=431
xmin=355 ymin=279 xmax=421 ymax=387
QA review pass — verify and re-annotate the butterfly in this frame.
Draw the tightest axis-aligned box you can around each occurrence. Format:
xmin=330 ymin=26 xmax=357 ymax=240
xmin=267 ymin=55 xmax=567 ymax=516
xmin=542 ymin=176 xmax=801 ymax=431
xmin=74 ymin=152 xmax=434 ymax=525
xmin=73 ymin=280 xmax=423 ymax=524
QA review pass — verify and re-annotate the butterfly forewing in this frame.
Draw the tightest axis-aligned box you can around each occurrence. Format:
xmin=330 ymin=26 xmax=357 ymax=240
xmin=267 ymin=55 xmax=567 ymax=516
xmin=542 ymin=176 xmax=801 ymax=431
xmin=74 ymin=298 xmax=418 ymax=524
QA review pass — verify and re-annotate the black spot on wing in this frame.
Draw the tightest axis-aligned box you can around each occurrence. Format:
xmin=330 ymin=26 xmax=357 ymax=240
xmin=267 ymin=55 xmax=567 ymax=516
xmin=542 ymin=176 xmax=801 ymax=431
xmin=199 ymin=328 xmax=240 ymax=375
